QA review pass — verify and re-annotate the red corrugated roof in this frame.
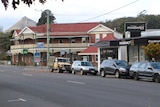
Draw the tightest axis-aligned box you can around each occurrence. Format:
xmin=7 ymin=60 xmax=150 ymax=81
xmin=101 ymin=33 xmax=117 ymax=40
xmin=78 ymin=46 xmax=97 ymax=55
xmin=79 ymin=33 xmax=117 ymax=55
xmin=29 ymin=26 xmax=45 ymax=33
xmin=29 ymin=22 xmax=100 ymax=33
xmin=50 ymin=22 xmax=100 ymax=32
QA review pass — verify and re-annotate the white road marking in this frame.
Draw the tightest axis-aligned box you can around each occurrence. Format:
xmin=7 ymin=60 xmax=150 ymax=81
xmin=67 ymin=80 xmax=86 ymax=84
xmin=8 ymin=98 xmax=27 ymax=102
xmin=22 ymin=73 xmax=32 ymax=77
xmin=19 ymin=98 xmax=27 ymax=102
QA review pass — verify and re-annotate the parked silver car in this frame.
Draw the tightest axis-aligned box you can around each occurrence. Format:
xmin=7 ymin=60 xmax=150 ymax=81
xmin=71 ymin=60 xmax=98 ymax=75
xmin=129 ymin=61 xmax=160 ymax=83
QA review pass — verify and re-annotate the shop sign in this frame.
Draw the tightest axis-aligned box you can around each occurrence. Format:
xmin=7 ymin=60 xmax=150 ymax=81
xmin=119 ymin=41 xmax=131 ymax=45
xmin=119 ymin=40 xmax=134 ymax=45
xmin=36 ymin=42 xmax=44 ymax=48
xmin=125 ymin=22 xmax=146 ymax=32
xmin=148 ymin=40 xmax=160 ymax=43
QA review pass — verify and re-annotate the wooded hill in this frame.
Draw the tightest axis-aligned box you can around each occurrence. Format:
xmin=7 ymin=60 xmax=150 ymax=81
xmin=102 ymin=14 xmax=160 ymax=33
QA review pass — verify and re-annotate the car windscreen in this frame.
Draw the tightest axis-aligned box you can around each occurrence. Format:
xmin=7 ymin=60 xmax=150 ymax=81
xmin=150 ymin=62 xmax=160 ymax=69
xmin=115 ymin=60 xmax=128 ymax=66
xmin=58 ymin=58 xmax=68 ymax=62
xmin=81 ymin=62 xmax=93 ymax=66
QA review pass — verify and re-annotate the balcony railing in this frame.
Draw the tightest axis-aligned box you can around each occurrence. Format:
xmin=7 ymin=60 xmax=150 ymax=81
xmin=11 ymin=43 xmax=92 ymax=49
xmin=10 ymin=43 xmax=94 ymax=54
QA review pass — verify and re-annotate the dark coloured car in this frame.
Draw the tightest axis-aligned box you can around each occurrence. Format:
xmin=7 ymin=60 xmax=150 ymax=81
xmin=71 ymin=60 xmax=98 ymax=75
xmin=100 ymin=59 xmax=130 ymax=78
xmin=129 ymin=61 xmax=160 ymax=83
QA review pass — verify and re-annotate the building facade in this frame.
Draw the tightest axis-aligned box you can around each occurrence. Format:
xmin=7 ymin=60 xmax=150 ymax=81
xmin=95 ymin=29 xmax=160 ymax=71
xmin=10 ymin=22 xmax=122 ymax=66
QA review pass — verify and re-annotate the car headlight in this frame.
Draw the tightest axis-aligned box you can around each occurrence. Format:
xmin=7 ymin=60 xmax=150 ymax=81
xmin=119 ymin=67 xmax=126 ymax=72
xmin=59 ymin=64 xmax=64 ymax=68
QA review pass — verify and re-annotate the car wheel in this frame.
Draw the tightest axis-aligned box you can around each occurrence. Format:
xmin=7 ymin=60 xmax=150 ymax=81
xmin=72 ymin=69 xmax=75 ymax=74
xmin=154 ymin=74 xmax=160 ymax=83
xmin=115 ymin=70 xmax=120 ymax=78
xmin=100 ymin=70 xmax=105 ymax=77
xmin=58 ymin=68 xmax=63 ymax=73
xmin=133 ymin=72 xmax=139 ymax=80
xmin=68 ymin=70 xmax=72 ymax=73
xmin=93 ymin=72 xmax=97 ymax=76
xmin=80 ymin=69 xmax=84 ymax=75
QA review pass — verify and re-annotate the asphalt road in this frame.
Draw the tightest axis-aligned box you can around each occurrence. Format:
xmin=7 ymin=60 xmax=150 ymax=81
xmin=0 ymin=65 xmax=160 ymax=107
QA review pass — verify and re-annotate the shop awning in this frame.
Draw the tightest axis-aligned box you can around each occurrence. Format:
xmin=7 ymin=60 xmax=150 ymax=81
xmin=78 ymin=46 xmax=97 ymax=55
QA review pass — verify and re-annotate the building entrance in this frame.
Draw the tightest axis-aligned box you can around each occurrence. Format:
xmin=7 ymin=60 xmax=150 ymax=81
xmin=100 ymin=48 xmax=118 ymax=62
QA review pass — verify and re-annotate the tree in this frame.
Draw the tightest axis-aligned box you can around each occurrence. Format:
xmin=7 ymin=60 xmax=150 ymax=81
xmin=1 ymin=0 xmax=63 ymax=10
xmin=0 ymin=31 xmax=13 ymax=60
xmin=37 ymin=9 xmax=56 ymax=26
xmin=142 ymin=42 xmax=160 ymax=61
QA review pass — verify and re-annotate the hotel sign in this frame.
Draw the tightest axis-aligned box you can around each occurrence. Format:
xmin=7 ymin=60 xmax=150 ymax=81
xmin=148 ymin=40 xmax=160 ymax=43
xmin=36 ymin=42 xmax=44 ymax=48
xmin=119 ymin=40 xmax=134 ymax=46
xmin=125 ymin=22 xmax=146 ymax=32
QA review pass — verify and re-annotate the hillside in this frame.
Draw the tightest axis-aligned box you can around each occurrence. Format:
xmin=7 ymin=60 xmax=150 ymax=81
xmin=102 ymin=14 xmax=160 ymax=33
xmin=6 ymin=16 xmax=37 ymax=32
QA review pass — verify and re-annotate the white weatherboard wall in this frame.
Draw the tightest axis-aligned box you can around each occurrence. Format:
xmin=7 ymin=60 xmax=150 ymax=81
xmin=141 ymin=30 xmax=160 ymax=37
xmin=118 ymin=46 xmax=127 ymax=61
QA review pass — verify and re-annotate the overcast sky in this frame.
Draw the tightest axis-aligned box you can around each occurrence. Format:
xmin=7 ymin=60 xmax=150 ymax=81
xmin=0 ymin=0 xmax=160 ymax=31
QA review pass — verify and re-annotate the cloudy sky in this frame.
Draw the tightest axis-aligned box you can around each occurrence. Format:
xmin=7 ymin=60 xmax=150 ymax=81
xmin=0 ymin=0 xmax=160 ymax=31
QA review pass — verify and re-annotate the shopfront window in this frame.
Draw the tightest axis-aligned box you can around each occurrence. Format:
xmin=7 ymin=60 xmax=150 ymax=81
xmin=100 ymin=48 xmax=118 ymax=62
xmin=128 ymin=45 xmax=145 ymax=64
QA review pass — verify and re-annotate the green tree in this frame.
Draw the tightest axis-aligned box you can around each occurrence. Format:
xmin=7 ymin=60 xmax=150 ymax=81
xmin=1 ymin=0 xmax=63 ymax=10
xmin=0 ymin=31 xmax=13 ymax=60
xmin=37 ymin=9 xmax=56 ymax=26
xmin=142 ymin=42 xmax=160 ymax=61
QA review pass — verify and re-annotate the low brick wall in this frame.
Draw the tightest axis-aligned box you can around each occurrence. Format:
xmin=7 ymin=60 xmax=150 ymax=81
xmin=0 ymin=60 xmax=10 ymax=65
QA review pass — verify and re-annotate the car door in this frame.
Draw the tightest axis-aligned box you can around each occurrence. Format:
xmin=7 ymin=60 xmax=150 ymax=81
xmin=74 ymin=62 xmax=80 ymax=72
xmin=129 ymin=62 xmax=141 ymax=77
xmin=103 ymin=60 xmax=114 ymax=74
xmin=103 ymin=60 xmax=110 ymax=74
xmin=109 ymin=61 xmax=116 ymax=74
xmin=76 ymin=62 xmax=82 ymax=72
xmin=138 ymin=62 xmax=147 ymax=77
xmin=145 ymin=62 xmax=156 ymax=77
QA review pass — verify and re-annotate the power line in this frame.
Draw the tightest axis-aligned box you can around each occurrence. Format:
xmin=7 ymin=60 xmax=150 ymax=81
xmin=80 ymin=0 xmax=139 ymax=22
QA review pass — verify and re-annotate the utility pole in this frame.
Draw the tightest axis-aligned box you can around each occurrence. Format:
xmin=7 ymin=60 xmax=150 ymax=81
xmin=46 ymin=10 xmax=50 ymax=66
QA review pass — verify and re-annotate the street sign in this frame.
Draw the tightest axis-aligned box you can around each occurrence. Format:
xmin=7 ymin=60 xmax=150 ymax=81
xmin=34 ymin=52 xmax=41 ymax=62
xmin=34 ymin=52 xmax=40 ymax=57
xmin=34 ymin=57 xmax=41 ymax=63
xmin=23 ymin=49 xmax=28 ymax=54
xmin=36 ymin=42 xmax=44 ymax=48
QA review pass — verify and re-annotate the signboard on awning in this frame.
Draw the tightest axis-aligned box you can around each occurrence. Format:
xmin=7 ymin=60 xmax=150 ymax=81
xmin=36 ymin=42 xmax=44 ymax=48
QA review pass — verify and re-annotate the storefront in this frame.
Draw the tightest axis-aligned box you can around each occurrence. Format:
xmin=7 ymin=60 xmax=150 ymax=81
xmin=96 ymin=36 xmax=160 ymax=66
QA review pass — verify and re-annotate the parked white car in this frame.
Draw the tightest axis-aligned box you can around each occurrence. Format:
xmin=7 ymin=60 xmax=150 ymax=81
xmin=71 ymin=60 xmax=98 ymax=75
